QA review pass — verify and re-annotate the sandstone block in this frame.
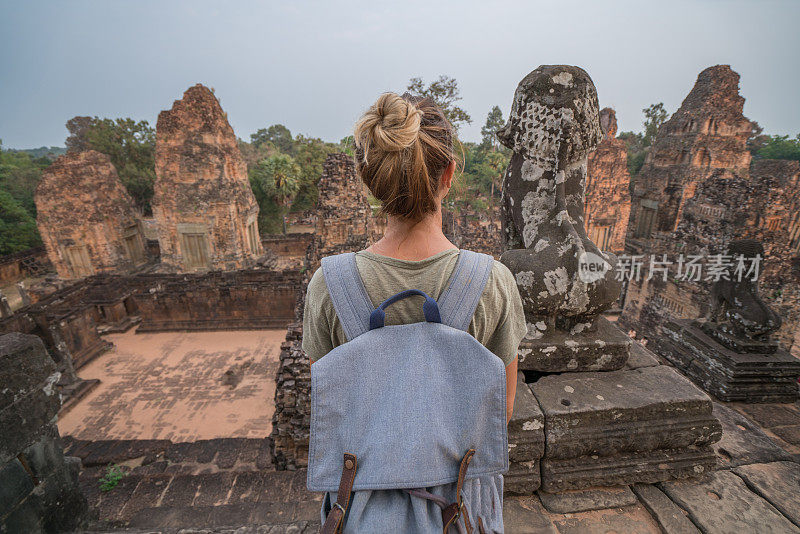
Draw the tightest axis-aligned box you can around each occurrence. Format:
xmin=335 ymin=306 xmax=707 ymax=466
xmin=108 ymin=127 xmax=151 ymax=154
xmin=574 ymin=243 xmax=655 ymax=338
xmin=518 ymin=316 xmax=630 ymax=372
xmin=541 ymin=446 xmax=717 ymax=493
xmin=662 ymin=320 xmax=800 ymax=403
xmin=531 ymin=365 xmax=721 ymax=460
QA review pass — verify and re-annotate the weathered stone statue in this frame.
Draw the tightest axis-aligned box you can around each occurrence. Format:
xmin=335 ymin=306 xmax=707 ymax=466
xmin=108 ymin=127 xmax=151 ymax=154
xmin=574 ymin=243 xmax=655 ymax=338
xmin=662 ymin=239 xmax=800 ymax=402
xmin=703 ymin=239 xmax=781 ymax=351
xmin=497 ymin=65 xmax=628 ymax=371
xmin=500 ymin=66 xmax=721 ymax=495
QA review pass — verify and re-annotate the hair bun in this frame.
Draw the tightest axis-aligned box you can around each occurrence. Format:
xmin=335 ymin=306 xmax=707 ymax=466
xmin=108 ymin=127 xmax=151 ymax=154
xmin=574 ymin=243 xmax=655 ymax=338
xmin=366 ymin=92 xmax=423 ymax=152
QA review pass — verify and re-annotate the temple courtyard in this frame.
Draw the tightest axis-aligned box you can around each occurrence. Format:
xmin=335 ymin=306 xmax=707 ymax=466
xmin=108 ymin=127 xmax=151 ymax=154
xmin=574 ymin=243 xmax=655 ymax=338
xmin=58 ymin=330 xmax=284 ymax=442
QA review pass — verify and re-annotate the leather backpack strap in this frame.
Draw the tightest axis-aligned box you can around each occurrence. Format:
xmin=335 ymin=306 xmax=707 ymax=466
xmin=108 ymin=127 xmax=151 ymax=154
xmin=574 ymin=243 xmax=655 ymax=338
xmin=437 ymin=250 xmax=494 ymax=332
xmin=441 ymin=449 xmax=476 ymax=534
xmin=321 ymin=253 xmax=374 ymax=342
xmin=320 ymin=453 xmax=357 ymax=534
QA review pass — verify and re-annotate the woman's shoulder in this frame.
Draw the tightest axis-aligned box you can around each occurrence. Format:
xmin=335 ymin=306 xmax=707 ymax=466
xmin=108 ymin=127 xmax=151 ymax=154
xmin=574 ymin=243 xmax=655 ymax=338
xmin=306 ymin=265 xmax=332 ymax=301
xmin=486 ymin=257 xmax=517 ymax=291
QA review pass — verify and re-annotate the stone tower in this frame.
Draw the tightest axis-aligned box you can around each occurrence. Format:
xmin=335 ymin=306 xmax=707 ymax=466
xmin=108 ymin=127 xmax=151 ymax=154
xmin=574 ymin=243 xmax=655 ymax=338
xmin=35 ymin=150 xmax=147 ymax=279
xmin=628 ymin=65 xmax=752 ymax=241
xmin=153 ymin=84 xmax=261 ymax=272
xmin=311 ymin=153 xmax=375 ymax=267
xmin=585 ymin=108 xmax=631 ymax=253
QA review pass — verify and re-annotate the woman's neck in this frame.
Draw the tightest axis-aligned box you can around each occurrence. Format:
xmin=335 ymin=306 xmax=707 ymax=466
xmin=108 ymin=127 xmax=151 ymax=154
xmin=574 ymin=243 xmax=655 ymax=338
xmin=367 ymin=206 xmax=457 ymax=261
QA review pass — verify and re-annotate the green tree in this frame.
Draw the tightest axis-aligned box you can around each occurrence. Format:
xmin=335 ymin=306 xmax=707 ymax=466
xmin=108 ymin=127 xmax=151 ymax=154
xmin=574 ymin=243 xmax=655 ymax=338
xmin=407 ymin=76 xmax=471 ymax=132
xmin=747 ymin=121 xmax=769 ymax=155
xmin=291 ymin=135 xmax=339 ymax=211
xmin=251 ymin=124 xmax=294 ymax=154
xmin=338 ymin=136 xmax=355 ymax=156
xmin=642 ymin=103 xmax=668 ymax=147
xmin=617 ymin=131 xmax=647 ymax=176
xmin=0 ymin=189 xmax=41 ymax=255
xmin=249 ymin=154 xmax=302 ymax=233
xmin=0 ymin=142 xmax=49 ymax=216
xmin=65 ymin=117 xmax=156 ymax=214
xmin=753 ymin=134 xmax=800 ymax=162
xmin=480 ymin=106 xmax=505 ymax=150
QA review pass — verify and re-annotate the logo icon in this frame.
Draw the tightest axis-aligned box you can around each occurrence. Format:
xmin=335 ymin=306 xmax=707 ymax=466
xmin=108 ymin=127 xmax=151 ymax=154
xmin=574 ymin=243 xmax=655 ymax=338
xmin=578 ymin=251 xmax=610 ymax=283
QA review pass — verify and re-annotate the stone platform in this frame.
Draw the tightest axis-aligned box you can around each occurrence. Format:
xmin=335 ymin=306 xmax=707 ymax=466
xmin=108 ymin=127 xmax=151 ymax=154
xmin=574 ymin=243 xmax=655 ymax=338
xmin=506 ymin=372 xmax=545 ymax=494
xmin=518 ymin=316 xmax=631 ymax=372
xmin=662 ymin=320 xmax=800 ymax=403
xmin=508 ymin=340 xmax=722 ymax=493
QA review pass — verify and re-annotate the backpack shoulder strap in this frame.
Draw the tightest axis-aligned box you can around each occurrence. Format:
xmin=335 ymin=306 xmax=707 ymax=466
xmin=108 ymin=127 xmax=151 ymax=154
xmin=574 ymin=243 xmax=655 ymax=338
xmin=321 ymin=252 xmax=374 ymax=342
xmin=437 ymin=249 xmax=494 ymax=332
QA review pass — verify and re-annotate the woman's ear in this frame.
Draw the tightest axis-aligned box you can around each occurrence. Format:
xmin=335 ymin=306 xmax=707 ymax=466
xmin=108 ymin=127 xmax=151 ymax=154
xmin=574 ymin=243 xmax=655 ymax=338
xmin=441 ymin=159 xmax=456 ymax=191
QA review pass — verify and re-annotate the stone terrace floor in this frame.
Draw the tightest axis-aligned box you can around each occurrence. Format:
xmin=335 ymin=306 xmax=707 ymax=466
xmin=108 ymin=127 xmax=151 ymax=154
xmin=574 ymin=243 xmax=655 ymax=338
xmin=58 ymin=330 xmax=286 ymax=442
xmin=66 ymin=399 xmax=800 ymax=533
xmin=56 ymin=332 xmax=800 ymax=533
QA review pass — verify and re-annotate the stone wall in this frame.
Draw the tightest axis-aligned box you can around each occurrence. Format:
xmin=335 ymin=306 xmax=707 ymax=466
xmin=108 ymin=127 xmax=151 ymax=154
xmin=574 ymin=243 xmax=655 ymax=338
xmin=132 ymin=269 xmax=303 ymax=332
xmin=1 ymin=268 xmax=303 ymax=383
xmin=0 ymin=278 xmax=111 ymax=381
xmin=0 ymin=333 xmax=87 ymax=532
xmin=443 ymin=202 xmax=504 ymax=257
xmin=585 ymin=108 xmax=631 ymax=253
xmin=270 ymin=323 xmax=309 ymax=470
xmin=35 ymin=150 xmax=148 ymax=280
xmin=261 ymin=232 xmax=314 ymax=270
xmin=153 ymin=84 xmax=262 ymax=272
xmin=0 ymin=247 xmax=52 ymax=285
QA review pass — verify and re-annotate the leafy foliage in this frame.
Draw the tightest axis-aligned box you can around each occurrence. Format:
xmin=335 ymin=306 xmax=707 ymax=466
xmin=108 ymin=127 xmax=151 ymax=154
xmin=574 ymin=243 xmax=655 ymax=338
xmin=454 ymin=140 xmax=508 ymax=211
xmin=751 ymin=134 xmax=800 ymax=162
xmin=249 ymin=154 xmax=302 ymax=233
xmin=0 ymin=189 xmax=41 ymax=254
xmin=407 ymin=76 xmax=472 ymax=131
xmin=251 ymin=124 xmax=294 ymax=154
xmin=480 ymin=106 xmax=505 ymax=150
xmin=0 ymin=140 xmax=47 ymax=253
xmin=642 ymin=103 xmax=668 ymax=147
xmin=99 ymin=464 xmax=127 ymax=492
xmin=65 ymin=116 xmax=156 ymax=214
xmin=241 ymin=128 xmax=341 ymax=233
xmin=617 ymin=102 xmax=669 ymax=176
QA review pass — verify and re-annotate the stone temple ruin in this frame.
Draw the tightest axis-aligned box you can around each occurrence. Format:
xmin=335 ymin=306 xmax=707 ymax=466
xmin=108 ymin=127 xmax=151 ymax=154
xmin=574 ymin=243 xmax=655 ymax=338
xmin=585 ymin=107 xmax=632 ymax=253
xmin=153 ymin=84 xmax=262 ymax=273
xmin=35 ymin=150 xmax=148 ymax=279
xmin=620 ymin=65 xmax=800 ymax=403
xmin=310 ymin=153 xmax=376 ymax=267
xmin=2 ymin=65 xmax=800 ymax=532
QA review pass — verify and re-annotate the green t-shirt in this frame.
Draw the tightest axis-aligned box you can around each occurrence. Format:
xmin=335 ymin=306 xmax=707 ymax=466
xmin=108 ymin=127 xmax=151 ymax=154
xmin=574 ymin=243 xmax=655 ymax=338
xmin=301 ymin=248 xmax=527 ymax=366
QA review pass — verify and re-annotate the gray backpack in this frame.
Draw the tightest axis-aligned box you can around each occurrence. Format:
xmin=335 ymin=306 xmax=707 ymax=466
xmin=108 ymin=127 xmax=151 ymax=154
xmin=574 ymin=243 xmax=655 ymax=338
xmin=307 ymin=250 xmax=508 ymax=533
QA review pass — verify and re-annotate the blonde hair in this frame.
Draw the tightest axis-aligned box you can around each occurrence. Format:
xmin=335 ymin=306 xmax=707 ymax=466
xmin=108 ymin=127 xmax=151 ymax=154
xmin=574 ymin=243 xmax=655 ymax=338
xmin=353 ymin=92 xmax=457 ymax=221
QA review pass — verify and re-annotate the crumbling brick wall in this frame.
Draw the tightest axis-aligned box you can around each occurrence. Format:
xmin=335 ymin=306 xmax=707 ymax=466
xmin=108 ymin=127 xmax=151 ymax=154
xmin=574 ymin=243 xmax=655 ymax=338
xmin=0 ymin=247 xmax=52 ymax=285
xmin=443 ymin=202 xmax=503 ymax=258
xmin=310 ymin=153 xmax=377 ymax=269
xmin=35 ymin=151 xmax=147 ymax=280
xmin=153 ymin=84 xmax=262 ymax=273
xmin=585 ymin=108 xmax=631 ymax=253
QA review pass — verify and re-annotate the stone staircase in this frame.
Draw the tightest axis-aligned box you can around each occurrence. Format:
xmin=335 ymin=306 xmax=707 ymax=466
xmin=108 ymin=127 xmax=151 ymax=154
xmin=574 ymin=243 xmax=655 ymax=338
xmin=61 ymin=437 xmax=322 ymax=532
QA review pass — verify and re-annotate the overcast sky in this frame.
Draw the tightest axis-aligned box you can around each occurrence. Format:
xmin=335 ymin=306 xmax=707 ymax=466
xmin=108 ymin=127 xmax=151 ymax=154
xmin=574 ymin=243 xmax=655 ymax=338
xmin=1 ymin=0 xmax=798 ymax=149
